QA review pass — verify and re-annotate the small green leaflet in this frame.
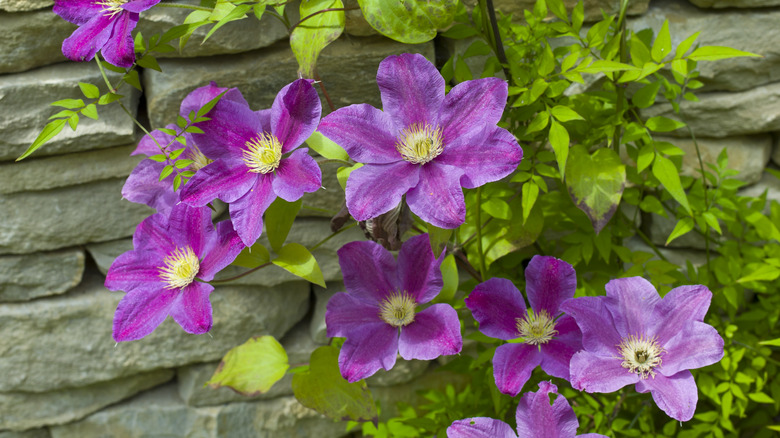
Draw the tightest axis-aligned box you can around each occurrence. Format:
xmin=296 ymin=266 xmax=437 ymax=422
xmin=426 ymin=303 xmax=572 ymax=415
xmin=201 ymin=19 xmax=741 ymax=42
xmin=306 ymin=130 xmax=349 ymax=161
xmin=265 ymin=198 xmax=302 ymax=253
xmin=652 ymin=154 xmax=691 ymax=215
xmin=687 ymin=46 xmax=761 ymax=62
xmin=291 ymin=0 xmax=345 ymax=78
xmin=206 ymin=336 xmax=289 ymax=396
xmin=272 ymin=243 xmax=326 ymax=287
xmin=16 ymin=118 xmax=68 ymax=161
xmin=665 ymin=217 xmax=694 ymax=246
xmin=565 ymin=145 xmax=626 ymax=234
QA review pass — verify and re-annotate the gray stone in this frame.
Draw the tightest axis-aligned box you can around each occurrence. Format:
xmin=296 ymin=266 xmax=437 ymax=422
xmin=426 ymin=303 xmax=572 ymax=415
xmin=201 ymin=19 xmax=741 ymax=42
xmin=0 ymin=63 xmax=140 ymax=161
xmin=85 ymin=239 xmax=135 ymax=275
xmin=0 ymin=369 xmax=174 ymax=431
xmin=367 ymin=359 xmax=430 ymax=388
xmin=629 ymin=0 xmax=780 ymax=92
xmin=299 ymin=160 xmax=345 ymax=218
xmin=641 ymin=82 xmax=780 ymax=138
xmin=0 ymin=430 xmax=50 ymax=438
xmin=0 ymin=9 xmax=71 ymax=73
xmin=310 ymin=282 xmax=341 ymax=344
xmin=0 ymin=248 xmax=84 ymax=302
xmin=143 ymin=36 xmax=434 ymax=128
xmin=0 ymin=0 xmax=51 ymax=11
xmin=688 ymin=0 xmax=780 ymax=7
xmin=0 ymin=178 xmax=153 ymax=255
xmin=0 ymin=271 xmax=309 ymax=392
xmin=0 ymin=144 xmax=140 ymax=194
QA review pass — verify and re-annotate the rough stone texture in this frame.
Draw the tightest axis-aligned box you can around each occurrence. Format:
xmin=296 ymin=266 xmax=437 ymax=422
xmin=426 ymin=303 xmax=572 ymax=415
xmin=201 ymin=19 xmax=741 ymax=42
xmin=641 ymin=82 xmax=780 ymax=138
xmin=0 ymin=178 xmax=153 ymax=255
xmin=688 ymin=0 xmax=780 ymax=7
xmin=143 ymin=36 xmax=434 ymax=128
xmin=473 ymin=0 xmax=649 ymax=22
xmin=0 ymin=9 xmax=71 ymax=74
xmin=0 ymin=430 xmax=50 ymax=438
xmin=367 ymin=360 xmax=430 ymax=388
xmin=85 ymin=239 xmax=134 ymax=276
xmin=0 ymin=271 xmax=310 ymax=392
xmin=0 ymin=144 xmax=140 ymax=194
xmin=300 ymin=160 xmax=345 ymax=218
xmin=0 ymin=249 xmax=84 ymax=302
xmin=0 ymin=0 xmax=51 ymax=11
xmin=0 ymin=63 xmax=140 ymax=161
xmin=0 ymin=369 xmax=174 ymax=431
xmin=343 ymin=0 xmax=376 ymax=36
xmin=310 ymin=282 xmax=340 ymax=344
xmin=629 ymin=0 xmax=780 ymax=92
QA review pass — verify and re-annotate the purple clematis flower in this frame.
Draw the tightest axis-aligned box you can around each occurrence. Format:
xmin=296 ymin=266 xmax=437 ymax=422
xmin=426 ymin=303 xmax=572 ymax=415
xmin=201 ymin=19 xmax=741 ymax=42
xmin=105 ymin=203 xmax=244 ymax=342
xmin=54 ymin=0 xmax=160 ymax=68
xmin=465 ymin=256 xmax=582 ymax=396
xmin=325 ymin=234 xmax=462 ymax=382
xmin=179 ymin=79 xmax=322 ymax=247
xmin=560 ymin=278 xmax=724 ymax=421
xmin=448 ymin=381 xmax=607 ymax=438
xmin=318 ymin=53 xmax=523 ymax=229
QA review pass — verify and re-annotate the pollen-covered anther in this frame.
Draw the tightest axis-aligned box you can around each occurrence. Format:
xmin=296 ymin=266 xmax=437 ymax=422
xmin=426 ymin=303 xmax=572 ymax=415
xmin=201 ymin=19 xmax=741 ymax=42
xmin=516 ymin=309 xmax=557 ymax=346
xmin=187 ymin=144 xmax=213 ymax=171
xmin=243 ymin=133 xmax=282 ymax=174
xmin=97 ymin=0 xmax=128 ymax=17
xmin=617 ymin=334 xmax=665 ymax=379
xmin=396 ymin=123 xmax=444 ymax=164
xmin=379 ymin=291 xmax=417 ymax=327
xmin=159 ymin=246 xmax=200 ymax=290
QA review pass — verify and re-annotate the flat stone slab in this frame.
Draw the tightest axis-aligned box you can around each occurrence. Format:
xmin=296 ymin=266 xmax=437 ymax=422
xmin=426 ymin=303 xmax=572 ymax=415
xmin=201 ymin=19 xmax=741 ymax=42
xmin=0 ymin=0 xmax=50 ymax=11
xmin=688 ymin=0 xmax=780 ymax=7
xmin=0 ymin=248 xmax=84 ymax=302
xmin=0 ymin=9 xmax=71 ymax=73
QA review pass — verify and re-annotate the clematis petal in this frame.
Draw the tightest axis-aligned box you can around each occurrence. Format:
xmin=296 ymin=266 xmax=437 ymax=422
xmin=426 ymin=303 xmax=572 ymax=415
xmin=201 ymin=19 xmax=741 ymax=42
xmin=167 ymin=203 xmax=210 ymax=257
xmin=190 ymin=95 xmax=262 ymax=160
xmin=121 ymin=0 xmax=160 ymax=13
xmin=228 ymin=174 xmax=277 ymax=247
xmin=406 ymin=162 xmax=465 ymax=229
xmin=133 ymin=125 xmax=178 ymax=156
xmin=105 ymin=250 xmax=164 ymax=292
xmin=436 ymin=125 xmax=522 ymax=189
xmin=179 ymin=82 xmax=235 ymax=120
xmin=318 ymin=104 xmax=400 ymax=164
xmin=112 ymin=286 xmax=178 ymax=342
xmin=271 ymin=148 xmax=322 ymax=202
xmin=100 ymin=12 xmax=138 ymax=68
xmin=345 ymin=162 xmax=419 ymax=222
xmin=439 ymin=77 xmax=508 ymax=143
xmin=397 ymin=234 xmax=443 ymax=304
xmin=121 ymin=159 xmax=178 ymax=214
xmin=325 ymin=292 xmax=383 ymax=338
xmin=569 ymin=350 xmax=639 ymax=393
xmin=516 ymin=382 xmax=578 ymax=438
xmin=256 ymin=109 xmax=271 ymax=131
xmin=540 ymin=315 xmax=582 ymax=381
xmin=338 ymin=322 xmax=399 ymax=382
xmin=652 ymin=285 xmax=712 ymax=344
xmin=271 ymin=79 xmax=321 ymax=153
xmin=179 ymin=158 xmax=257 ymax=206
xmin=447 ymin=418 xmax=517 ymax=438
xmin=377 ymin=53 xmax=444 ymax=129
xmin=493 ymin=343 xmax=542 ymax=396
xmin=525 ymin=255 xmax=577 ymax=316
xmin=560 ymin=296 xmax=623 ymax=357
xmin=465 ymin=277 xmax=526 ymax=341
xmin=132 ymin=213 xmax=174 ymax=254
xmin=636 ymin=370 xmax=698 ymax=421
xmin=604 ymin=277 xmax=661 ymax=337
xmin=169 ymin=282 xmax=214 ymax=335
xmin=398 ymin=303 xmax=462 ymax=361
xmin=198 ymin=220 xmax=244 ymax=281
xmin=660 ymin=321 xmax=724 ymax=376
xmin=61 ymin=14 xmax=113 ymax=64
xmin=337 ymin=240 xmax=399 ymax=304
xmin=53 ymin=0 xmax=105 ymax=25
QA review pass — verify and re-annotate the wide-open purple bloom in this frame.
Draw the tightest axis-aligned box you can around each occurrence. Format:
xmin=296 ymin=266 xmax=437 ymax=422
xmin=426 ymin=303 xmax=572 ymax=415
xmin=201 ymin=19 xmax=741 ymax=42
xmin=465 ymin=256 xmax=582 ymax=396
xmin=179 ymin=79 xmax=322 ymax=247
xmin=325 ymin=234 xmax=462 ymax=382
xmin=560 ymin=278 xmax=724 ymax=421
xmin=448 ymin=381 xmax=607 ymax=438
xmin=54 ymin=0 xmax=159 ymax=67
xmin=105 ymin=203 xmax=244 ymax=342
xmin=318 ymin=53 xmax=523 ymax=229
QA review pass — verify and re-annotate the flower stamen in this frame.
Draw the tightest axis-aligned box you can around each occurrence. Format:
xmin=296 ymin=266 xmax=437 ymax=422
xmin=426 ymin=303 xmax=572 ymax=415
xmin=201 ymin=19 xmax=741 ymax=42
xmin=243 ymin=133 xmax=282 ymax=174
xmin=516 ymin=309 xmax=558 ymax=346
xmin=379 ymin=291 xmax=417 ymax=327
xmin=617 ymin=334 xmax=664 ymax=379
xmin=395 ymin=123 xmax=444 ymax=164
xmin=187 ymin=144 xmax=212 ymax=171
xmin=159 ymin=246 xmax=200 ymax=290
xmin=97 ymin=0 xmax=128 ymax=18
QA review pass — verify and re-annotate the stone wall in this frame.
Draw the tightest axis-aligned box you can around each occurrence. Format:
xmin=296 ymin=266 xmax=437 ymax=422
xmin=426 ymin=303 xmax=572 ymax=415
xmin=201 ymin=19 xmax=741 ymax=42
xmin=0 ymin=0 xmax=778 ymax=436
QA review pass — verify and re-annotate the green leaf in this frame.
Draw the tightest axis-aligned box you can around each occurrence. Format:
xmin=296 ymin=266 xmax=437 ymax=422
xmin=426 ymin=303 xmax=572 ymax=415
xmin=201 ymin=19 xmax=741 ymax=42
xmin=637 ymin=143 xmax=655 ymax=173
xmin=78 ymin=82 xmax=100 ymax=99
xmin=652 ymin=155 xmax=691 ymax=214
xmin=292 ymin=346 xmax=378 ymax=422
xmin=688 ymin=46 xmax=761 ymax=61
xmin=81 ymin=103 xmax=98 ymax=120
xmin=67 ymin=113 xmax=79 ymax=131
xmin=546 ymin=0 xmax=567 ymax=22
xmin=737 ymin=264 xmax=780 ymax=283
xmin=98 ymin=92 xmax=123 ymax=105
xmin=203 ymin=4 xmax=252 ymax=43
xmin=665 ymin=217 xmax=694 ymax=246
xmin=427 ymin=223 xmax=451 ymax=256
xmin=565 ymin=145 xmax=626 ymax=234
xmin=265 ymin=198 xmax=302 ymax=253
xmin=571 ymin=1 xmax=584 ymax=32
xmin=232 ymin=242 xmax=271 ymax=268
xmin=701 ymin=211 xmax=722 ymax=234
xmin=758 ymin=338 xmax=780 ymax=346
xmin=196 ymin=90 xmax=227 ymax=118
xmin=576 ymin=60 xmax=637 ymax=74
xmin=136 ymin=54 xmax=162 ymax=72
xmin=174 ymin=159 xmax=193 ymax=169
xmin=651 ymin=20 xmax=671 ymax=62
xmin=306 ymin=130 xmax=349 ymax=161
xmin=16 ymin=118 xmax=68 ymax=161
xmin=337 ymin=163 xmax=363 ymax=190
xmin=123 ymin=70 xmax=142 ymax=91
xmin=482 ymin=198 xmax=511 ymax=220
xmin=646 ymin=116 xmax=686 ymax=132
xmin=357 ymin=0 xmax=456 ymax=44
xmin=272 ymin=243 xmax=326 ymax=287
xmin=206 ymin=336 xmax=289 ymax=396
xmin=159 ymin=164 xmax=174 ymax=181
xmin=435 ymin=254 xmax=458 ymax=303
xmin=550 ymin=105 xmax=584 ymax=122
xmin=525 ymin=111 xmax=549 ymax=133
xmin=253 ymin=3 xmax=266 ymax=20
xmin=629 ymin=33 xmax=651 ymax=67
xmin=548 ymin=120 xmax=569 ymax=178
xmin=631 ymin=81 xmax=662 ymax=109
xmin=747 ymin=392 xmax=775 ymax=404
xmin=674 ymin=31 xmax=700 ymax=59
xmin=521 ymin=181 xmax=539 ymax=225
xmin=291 ymin=0 xmax=345 ymax=77
xmin=51 ymin=98 xmax=84 ymax=109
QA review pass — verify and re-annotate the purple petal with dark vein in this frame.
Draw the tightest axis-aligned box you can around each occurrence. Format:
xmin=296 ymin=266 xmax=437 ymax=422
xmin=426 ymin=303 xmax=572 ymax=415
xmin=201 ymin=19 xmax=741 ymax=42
xmin=568 ymin=350 xmax=638 ymax=393
xmin=325 ymin=292 xmax=384 ymax=338
xmin=179 ymin=82 xmax=229 ymax=120
xmin=121 ymin=0 xmax=160 ymax=13
xmin=53 ymin=0 xmax=104 ymax=25
xmin=198 ymin=220 xmax=244 ymax=281
xmin=660 ymin=321 xmax=724 ymax=376
xmin=133 ymin=125 xmax=178 ymax=156
xmin=179 ymin=159 xmax=256 ymax=206
xmin=439 ymin=77 xmax=508 ymax=143
xmin=256 ymin=109 xmax=271 ymax=132
xmin=525 ymin=255 xmax=576 ymax=316
xmin=406 ymin=162 xmax=465 ymax=229
xmin=636 ymin=370 xmax=697 ymax=421
xmin=112 ymin=286 xmax=178 ymax=342
xmin=169 ymin=281 xmax=214 ymax=335
xmin=337 ymin=240 xmax=399 ymax=304
xmin=377 ymin=53 xmax=444 ymax=129
xmin=272 ymin=148 xmax=321 ymax=202
xmin=604 ymin=277 xmax=661 ymax=338
xmin=121 ymin=159 xmax=178 ymax=214
xmin=492 ymin=343 xmax=542 ymax=396
xmin=397 ymin=233 xmax=443 ymax=304
xmin=318 ymin=104 xmax=400 ymax=164
xmin=100 ymin=12 xmax=138 ymax=68
xmin=338 ymin=322 xmax=399 ymax=382
xmin=516 ymin=381 xmax=577 ymax=438
xmin=228 ymin=174 xmax=276 ymax=247
xmin=560 ymin=296 xmax=622 ymax=357
xmin=540 ymin=315 xmax=582 ymax=381
xmin=61 ymin=14 xmax=113 ymax=63
xmin=105 ymin=250 xmax=164 ymax=292
xmin=166 ymin=203 xmax=210 ymax=257
xmin=465 ymin=277 xmax=525 ymax=341
xmin=447 ymin=418 xmax=517 ymax=438
xmin=436 ymin=125 xmax=522 ymax=189
xmin=345 ymin=161 xmax=419 ymax=222
xmin=271 ymin=79 xmax=321 ymax=153
xmin=651 ymin=285 xmax=712 ymax=344
xmin=190 ymin=97 xmax=262 ymax=160
xmin=398 ymin=303 xmax=462 ymax=360
xmin=131 ymin=213 xmax=174 ymax=254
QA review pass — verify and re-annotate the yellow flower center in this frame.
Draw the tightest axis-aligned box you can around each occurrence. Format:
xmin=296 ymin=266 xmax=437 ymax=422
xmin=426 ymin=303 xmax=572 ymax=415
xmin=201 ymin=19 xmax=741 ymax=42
xmin=187 ymin=144 xmax=212 ymax=171
xmin=243 ymin=133 xmax=282 ymax=174
xmin=516 ymin=309 xmax=557 ymax=346
xmin=617 ymin=334 xmax=664 ymax=379
xmin=395 ymin=123 xmax=444 ymax=164
xmin=378 ymin=291 xmax=417 ymax=327
xmin=97 ymin=0 xmax=128 ymax=18
xmin=159 ymin=246 xmax=200 ymax=290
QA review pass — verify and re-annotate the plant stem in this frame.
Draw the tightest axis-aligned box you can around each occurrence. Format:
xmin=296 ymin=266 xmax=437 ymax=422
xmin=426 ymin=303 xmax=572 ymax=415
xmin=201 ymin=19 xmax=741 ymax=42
xmin=209 ymin=263 xmax=272 ymax=283
xmin=483 ymin=0 xmax=512 ymax=81
xmin=314 ymin=72 xmax=336 ymax=112
xmin=310 ymin=221 xmax=356 ymax=251
xmin=288 ymin=7 xmax=357 ymax=34
xmin=611 ymin=0 xmax=630 ymax=154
